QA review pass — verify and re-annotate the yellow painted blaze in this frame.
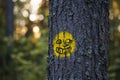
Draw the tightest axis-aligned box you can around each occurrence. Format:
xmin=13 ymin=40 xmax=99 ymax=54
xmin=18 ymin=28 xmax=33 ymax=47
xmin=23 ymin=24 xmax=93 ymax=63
xmin=53 ymin=31 xmax=76 ymax=58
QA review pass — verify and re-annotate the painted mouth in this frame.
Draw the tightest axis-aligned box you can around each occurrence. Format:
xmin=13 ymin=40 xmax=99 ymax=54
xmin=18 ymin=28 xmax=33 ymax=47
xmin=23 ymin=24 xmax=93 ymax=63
xmin=56 ymin=46 xmax=72 ymax=54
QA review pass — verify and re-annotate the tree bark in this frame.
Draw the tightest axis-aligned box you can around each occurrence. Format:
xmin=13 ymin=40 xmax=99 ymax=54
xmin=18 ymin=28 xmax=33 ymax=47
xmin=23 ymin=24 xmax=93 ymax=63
xmin=47 ymin=0 xmax=109 ymax=80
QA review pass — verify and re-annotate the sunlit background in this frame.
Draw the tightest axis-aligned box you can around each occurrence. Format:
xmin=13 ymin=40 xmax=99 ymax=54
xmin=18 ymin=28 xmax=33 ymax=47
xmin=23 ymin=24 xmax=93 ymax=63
xmin=0 ymin=0 xmax=120 ymax=80
xmin=0 ymin=0 xmax=48 ymax=80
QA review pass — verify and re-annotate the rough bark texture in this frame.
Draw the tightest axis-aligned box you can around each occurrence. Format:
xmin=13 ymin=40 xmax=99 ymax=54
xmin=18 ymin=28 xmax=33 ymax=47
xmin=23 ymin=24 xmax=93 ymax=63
xmin=47 ymin=0 xmax=109 ymax=80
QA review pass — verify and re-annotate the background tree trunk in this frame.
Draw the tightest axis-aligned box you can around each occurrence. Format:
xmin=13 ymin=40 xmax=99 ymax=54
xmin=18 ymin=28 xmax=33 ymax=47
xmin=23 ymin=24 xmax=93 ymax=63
xmin=48 ymin=0 xmax=109 ymax=80
xmin=6 ymin=0 xmax=14 ymax=37
xmin=4 ymin=0 xmax=14 ymax=80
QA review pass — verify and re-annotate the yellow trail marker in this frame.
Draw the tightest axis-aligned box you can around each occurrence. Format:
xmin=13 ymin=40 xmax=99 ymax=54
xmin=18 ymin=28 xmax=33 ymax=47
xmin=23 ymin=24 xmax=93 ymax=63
xmin=53 ymin=31 xmax=76 ymax=58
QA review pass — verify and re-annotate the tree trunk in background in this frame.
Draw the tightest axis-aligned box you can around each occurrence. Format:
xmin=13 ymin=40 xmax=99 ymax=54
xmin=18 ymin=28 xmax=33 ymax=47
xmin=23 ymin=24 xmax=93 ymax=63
xmin=48 ymin=0 xmax=109 ymax=80
xmin=4 ymin=0 xmax=14 ymax=80
xmin=6 ymin=0 xmax=14 ymax=36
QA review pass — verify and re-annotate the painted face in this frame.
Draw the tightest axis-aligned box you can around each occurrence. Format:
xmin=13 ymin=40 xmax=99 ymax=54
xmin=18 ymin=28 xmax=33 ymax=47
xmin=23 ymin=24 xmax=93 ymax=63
xmin=53 ymin=31 xmax=76 ymax=58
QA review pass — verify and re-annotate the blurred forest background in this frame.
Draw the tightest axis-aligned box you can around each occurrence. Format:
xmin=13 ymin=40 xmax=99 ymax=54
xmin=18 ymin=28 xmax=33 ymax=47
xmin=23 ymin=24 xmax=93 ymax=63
xmin=0 ymin=0 xmax=120 ymax=80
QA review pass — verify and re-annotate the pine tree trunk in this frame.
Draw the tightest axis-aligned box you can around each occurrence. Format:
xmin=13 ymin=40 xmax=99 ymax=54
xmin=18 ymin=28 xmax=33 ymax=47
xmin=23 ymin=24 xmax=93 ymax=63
xmin=6 ymin=0 xmax=14 ymax=36
xmin=47 ymin=0 xmax=109 ymax=80
xmin=4 ymin=0 xmax=14 ymax=80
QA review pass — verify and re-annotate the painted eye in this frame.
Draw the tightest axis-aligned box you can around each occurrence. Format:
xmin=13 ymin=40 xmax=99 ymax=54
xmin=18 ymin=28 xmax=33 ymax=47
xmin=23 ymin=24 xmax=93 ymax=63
xmin=65 ymin=39 xmax=72 ymax=43
xmin=56 ymin=39 xmax=62 ymax=44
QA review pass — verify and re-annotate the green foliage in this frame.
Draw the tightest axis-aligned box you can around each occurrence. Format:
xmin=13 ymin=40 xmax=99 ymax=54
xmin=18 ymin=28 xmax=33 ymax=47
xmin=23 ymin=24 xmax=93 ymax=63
xmin=109 ymin=0 xmax=120 ymax=80
xmin=12 ymin=31 xmax=48 ymax=80
xmin=109 ymin=18 xmax=120 ymax=80
xmin=0 ymin=29 xmax=48 ymax=80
